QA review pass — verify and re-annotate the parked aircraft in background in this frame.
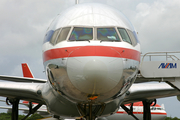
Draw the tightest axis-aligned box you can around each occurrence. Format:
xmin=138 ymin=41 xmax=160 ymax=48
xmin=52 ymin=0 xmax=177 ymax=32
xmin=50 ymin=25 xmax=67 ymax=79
xmin=0 ymin=2 xmax=180 ymax=120
xmin=101 ymin=102 xmax=167 ymax=120
xmin=22 ymin=101 xmax=167 ymax=120
xmin=0 ymin=100 xmax=166 ymax=120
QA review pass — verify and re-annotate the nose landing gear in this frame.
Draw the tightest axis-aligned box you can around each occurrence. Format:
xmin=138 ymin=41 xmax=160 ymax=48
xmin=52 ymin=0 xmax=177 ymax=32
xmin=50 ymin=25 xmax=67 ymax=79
xmin=77 ymin=103 xmax=106 ymax=120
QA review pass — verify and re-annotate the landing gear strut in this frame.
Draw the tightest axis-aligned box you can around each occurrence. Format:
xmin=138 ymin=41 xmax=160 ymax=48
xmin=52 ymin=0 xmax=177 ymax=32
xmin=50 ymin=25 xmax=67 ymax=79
xmin=21 ymin=102 xmax=42 ymax=120
xmin=142 ymin=99 xmax=156 ymax=120
xmin=121 ymin=103 xmax=139 ymax=120
xmin=6 ymin=98 xmax=42 ymax=120
xmin=11 ymin=99 xmax=20 ymax=120
xmin=6 ymin=98 xmax=20 ymax=120
xmin=77 ymin=103 xmax=106 ymax=120
xmin=142 ymin=100 xmax=151 ymax=120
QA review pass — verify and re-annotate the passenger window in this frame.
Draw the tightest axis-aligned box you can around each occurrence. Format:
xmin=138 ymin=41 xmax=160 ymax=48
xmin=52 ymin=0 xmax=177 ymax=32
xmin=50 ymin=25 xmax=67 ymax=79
xmin=97 ymin=28 xmax=120 ymax=41
xmin=69 ymin=27 xmax=93 ymax=40
xmin=56 ymin=27 xmax=71 ymax=44
xmin=50 ymin=29 xmax=60 ymax=45
xmin=127 ymin=30 xmax=137 ymax=46
xmin=118 ymin=28 xmax=132 ymax=44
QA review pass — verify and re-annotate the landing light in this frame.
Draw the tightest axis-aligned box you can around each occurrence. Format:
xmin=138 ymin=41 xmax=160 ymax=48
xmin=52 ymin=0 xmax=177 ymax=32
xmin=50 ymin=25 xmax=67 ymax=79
xmin=88 ymin=95 xmax=98 ymax=100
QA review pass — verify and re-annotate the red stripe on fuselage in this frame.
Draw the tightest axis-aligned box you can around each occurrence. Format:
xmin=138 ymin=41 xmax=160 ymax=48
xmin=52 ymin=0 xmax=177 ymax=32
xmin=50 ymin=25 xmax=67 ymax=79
xmin=116 ymin=111 xmax=167 ymax=115
xmin=43 ymin=46 xmax=140 ymax=63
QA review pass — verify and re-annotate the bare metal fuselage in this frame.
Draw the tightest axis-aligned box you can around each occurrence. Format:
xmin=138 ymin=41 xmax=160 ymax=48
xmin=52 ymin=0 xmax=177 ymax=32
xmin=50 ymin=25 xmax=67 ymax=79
xmin=41 ymin=3 xmax=140 ymax=117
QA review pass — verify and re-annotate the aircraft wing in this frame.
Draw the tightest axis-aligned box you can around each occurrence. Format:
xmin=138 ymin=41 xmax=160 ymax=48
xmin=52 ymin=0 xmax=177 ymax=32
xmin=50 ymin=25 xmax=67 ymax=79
xmin=0 ymin=75 xmax=46 ymax=83
xmin=0 ymin=64 xmax=46 ymax=104
xmin=0 ymin=81 xmax=45 ymax=103
xmin=123 ymin=83 xmax=180 ymax=104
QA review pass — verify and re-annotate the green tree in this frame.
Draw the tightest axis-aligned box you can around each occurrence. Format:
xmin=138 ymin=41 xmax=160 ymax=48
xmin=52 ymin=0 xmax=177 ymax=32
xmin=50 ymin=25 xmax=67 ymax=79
xmin=165 ymin=117 xmax=180 ymax=120
xmin=0 ymin=113 xmax=43 ymax=120
xmin=27 ymin=114 xmax=44 ymax=120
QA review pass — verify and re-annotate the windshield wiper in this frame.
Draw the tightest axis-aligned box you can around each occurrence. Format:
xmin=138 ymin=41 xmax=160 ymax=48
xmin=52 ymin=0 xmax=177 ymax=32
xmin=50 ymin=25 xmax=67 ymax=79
xmin=100 ymin=40 xmax=120 ymax=43
xmin=69 ymin=39 xmax=90 ymax=43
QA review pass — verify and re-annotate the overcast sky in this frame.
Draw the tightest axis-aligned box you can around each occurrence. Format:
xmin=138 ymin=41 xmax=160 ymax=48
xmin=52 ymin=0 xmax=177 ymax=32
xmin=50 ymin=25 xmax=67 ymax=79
xmin=0 ymin=0 xmax=180 ymax=118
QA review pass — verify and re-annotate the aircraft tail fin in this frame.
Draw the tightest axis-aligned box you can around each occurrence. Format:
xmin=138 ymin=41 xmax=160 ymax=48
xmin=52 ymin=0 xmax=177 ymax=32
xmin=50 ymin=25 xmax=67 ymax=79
xmin=21 ymin=63 xmax=34 ymax=78
xmin=161 ymin=104 xmax=165 ymax=110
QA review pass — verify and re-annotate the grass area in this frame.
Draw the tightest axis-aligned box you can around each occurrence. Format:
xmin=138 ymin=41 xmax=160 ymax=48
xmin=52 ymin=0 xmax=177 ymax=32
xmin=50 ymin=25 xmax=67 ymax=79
xmin=0 ymin=113 xmax=44 ymax=120
xmin=165 ymin=117 xmax=180 ymax=120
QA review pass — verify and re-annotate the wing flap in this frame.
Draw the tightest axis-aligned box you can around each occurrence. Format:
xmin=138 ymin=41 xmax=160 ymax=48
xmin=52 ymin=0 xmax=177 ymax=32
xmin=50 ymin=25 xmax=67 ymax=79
xmin=0 ymin=75 xmax=46 ymax=83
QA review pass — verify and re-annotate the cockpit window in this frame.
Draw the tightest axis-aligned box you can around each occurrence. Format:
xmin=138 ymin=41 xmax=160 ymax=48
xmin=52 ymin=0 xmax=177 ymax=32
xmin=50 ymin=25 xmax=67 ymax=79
xmin=50 ymin=29 xmax=60 ymax=45
xmin=56 ymin=27 xmax=71 ymax=44
xmin=97 ymin=28 xmax=120 ymax=41
xmin=118 ymin=28 xmax=132 ymax=44
xmin=48 ymin=26 xmax=138 ymax=45
xmin=69 ymin=27 xmax=93 ymax=40
xmin=127 ymin=29 xmax=137 ymax=46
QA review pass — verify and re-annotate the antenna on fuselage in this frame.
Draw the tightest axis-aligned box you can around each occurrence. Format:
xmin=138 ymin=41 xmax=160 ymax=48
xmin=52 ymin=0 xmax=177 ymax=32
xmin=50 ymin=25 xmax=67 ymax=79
xmin=75 ymin=0 xmax=79 ymax=4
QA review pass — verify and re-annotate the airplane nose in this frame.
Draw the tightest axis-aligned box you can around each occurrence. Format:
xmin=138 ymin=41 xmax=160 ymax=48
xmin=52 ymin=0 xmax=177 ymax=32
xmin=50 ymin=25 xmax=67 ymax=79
xmin=67 ymin=46 xmax=123 ymax=95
